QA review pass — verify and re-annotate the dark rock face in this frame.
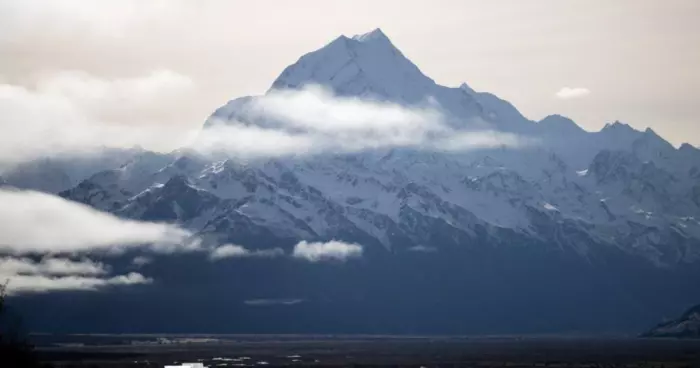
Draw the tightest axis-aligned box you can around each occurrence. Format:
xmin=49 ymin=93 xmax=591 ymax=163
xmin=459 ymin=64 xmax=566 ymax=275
xmin=643 ymin=304 xmax=700 ymax=338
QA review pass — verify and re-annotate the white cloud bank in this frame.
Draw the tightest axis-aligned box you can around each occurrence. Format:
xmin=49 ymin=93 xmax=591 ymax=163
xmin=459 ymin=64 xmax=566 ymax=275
xmin=0 ymin=70 xmax=196 ymax=166
xmin=0 ymin=78 xmax=532 ymax=167
xmin=292 ymin=240 xmax=363 ymax=262
xmin=250 ymin=85 xmax=443 ymax=137
xmin=197 ymin=86 xmax=532 ymax=158
xmin=210 ymin=240 xmax=367 ymax=263
xmin=0 ymin=188 xmax=366 ymax=292
xmin=555 ymin=87 xmax=591 ymax=99
xmin=209 ymin=244 xmax=284 ymax=261
xmin=0 ymin=256 xmax=107 ymax=276
xmin=0 ymin=188 xmax=199 ymax=294
xmin=0 ymin=256 xmax=151 ymax=295
xmin=3 ymin=271 xmax=151 ymax=295
xmin=0 ymin=188 xmax=197 ymax=255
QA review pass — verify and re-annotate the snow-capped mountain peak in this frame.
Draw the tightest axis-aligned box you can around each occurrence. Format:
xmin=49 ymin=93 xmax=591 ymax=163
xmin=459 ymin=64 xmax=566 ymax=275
xmin=17 ymin=28 xmax=700 ymax=336
xmin=351 ymin=27 xmax=392 ymax=43
xmin=46 ymin=29 xmax=700 ymax=268
xmin=270 ymin=28 xmax=436 ymax=104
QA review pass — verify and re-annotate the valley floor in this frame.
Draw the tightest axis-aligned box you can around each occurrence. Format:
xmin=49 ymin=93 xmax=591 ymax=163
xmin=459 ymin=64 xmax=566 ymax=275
xmin=32 ymin=335 xmax=700 ymax=367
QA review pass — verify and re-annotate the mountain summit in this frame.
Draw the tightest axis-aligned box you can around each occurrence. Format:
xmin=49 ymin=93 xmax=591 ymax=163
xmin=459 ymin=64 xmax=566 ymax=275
xmin=270 ymin=28 xmax=438 ymax=103
xmin=351 ymin=27 xmax=392 ymax=43
xmin=218 ymin=29 xmax=527 ymax=129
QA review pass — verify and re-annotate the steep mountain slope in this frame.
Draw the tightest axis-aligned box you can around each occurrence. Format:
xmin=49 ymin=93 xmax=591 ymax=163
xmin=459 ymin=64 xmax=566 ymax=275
xmin=66 ymin=28 xmax=699 ymax=267
xmin=643 ymin=304 xmax=700 ymax=338
xmin=14 ymin=29 xmax=700 ymax=334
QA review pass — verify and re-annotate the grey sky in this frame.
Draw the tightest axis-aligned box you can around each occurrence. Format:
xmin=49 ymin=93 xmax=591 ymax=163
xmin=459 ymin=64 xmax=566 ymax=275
xmin=1 ymin=0 xmax=698 ymax=147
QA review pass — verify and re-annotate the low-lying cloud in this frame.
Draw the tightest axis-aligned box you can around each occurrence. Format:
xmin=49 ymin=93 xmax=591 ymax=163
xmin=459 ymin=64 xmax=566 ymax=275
xmin=0 ymin=188 xmax=198 ymax=294
xmin=0 ymin=256 xmax=107 ymax=276
xmin=210 ymin=241 xmax=367 ymax=263
xmin=249 ymin=85 xmax=444 ymax=136
xmin=0 ymin=188 xmax=197 ymax=255
xmin=243 ymin=298 xmax=304 ymax=306
xmin=555 ymin=87 xmax=590 ymax=99
xmin=0 ymin=70 xmax=196 ymax=167
xmin=197 ymin=86 xmax=532 ymax=158
xmin=209 ymin=244 xmax=284 ymax=260
xmin=0 ymin=256 xmax=151 ymax=295
xmin=3 ymin=271 xmax=151 ymax=295
xmin=0 ymin=79 xmax=532 ymax=167
xmin=292 ymin=240 xmax=363 ymax=262
xmin=0 ymin=187 xmax=367 ymax=291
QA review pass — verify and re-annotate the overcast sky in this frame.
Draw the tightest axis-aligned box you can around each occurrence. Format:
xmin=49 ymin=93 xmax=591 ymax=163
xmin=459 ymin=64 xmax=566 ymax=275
xmin=1 ymin=0 xmax=698 ymax=147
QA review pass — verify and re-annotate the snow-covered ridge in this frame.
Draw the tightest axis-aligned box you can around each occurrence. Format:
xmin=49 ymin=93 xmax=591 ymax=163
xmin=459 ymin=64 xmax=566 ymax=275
xmin=271 ymin=28 xmax=438 ymax=102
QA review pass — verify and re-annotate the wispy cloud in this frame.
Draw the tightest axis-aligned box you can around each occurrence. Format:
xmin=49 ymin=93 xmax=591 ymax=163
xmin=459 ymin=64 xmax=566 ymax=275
xmin=196 ymin=86 xmax=532 ymax=158
xmin=0 ymin=79 xmax=531 ymax=167
xmin=439 ymin=131 xmax=533 ymax=151
xmin=0 ymin=188 xmax=197 ymax=255
xmin=3 ymin=272 xmax=151 ymax=295
xmin=0 ymin=256 xmax=107 ymax=276
xmin=0 ymin=70 xmax=196 ymax=166
xmin=243 ymin=298 xmax=304 ymax=306
xmin=407 ymin=245 xmax=437 ymax=253
xmin=555 ymin=87 xmax=590 ymax=99
xmin=248 ymin=85 xmax=444 ymax=136
xmin=0 ymin=256 xmax=150 ymax=295
xmin=209 ymin=244 xmax=284 ymax=261
xmin=131 ymin=256 xmax=152 ymax=268
xmin=0 ymin=188 xmax=198 ymax=294
xmin=292 ymin=240 xmax=362 ymax=262
xmin=194 ymin=123 xmax=316 ymax=159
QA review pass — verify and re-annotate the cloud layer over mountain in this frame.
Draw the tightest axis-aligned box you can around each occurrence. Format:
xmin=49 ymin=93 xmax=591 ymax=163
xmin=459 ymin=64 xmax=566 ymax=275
xmin=0 ymin=81 xmax=529 ymax=167
xmin=0 ymin=188 xmax=196 ymax=254
xmin=209 ymin=244 xmax=285 ymax=260
xmin=292 ymin=240 xmax=363 ymax=262
xmin=0 ymin=256 xmax=151 ymax=295
xmin=0 ymin=70 xmax=196 ymax=166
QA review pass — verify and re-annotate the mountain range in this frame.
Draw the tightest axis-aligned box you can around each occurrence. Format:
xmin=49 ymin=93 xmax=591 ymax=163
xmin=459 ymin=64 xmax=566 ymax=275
xmin=4 ymin=29 xmax=700 ymax=335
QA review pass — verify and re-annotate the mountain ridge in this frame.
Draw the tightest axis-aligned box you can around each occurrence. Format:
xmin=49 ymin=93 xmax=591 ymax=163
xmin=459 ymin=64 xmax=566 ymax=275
xmin=643 ymin=303 xmax=700 ymax=338
xmin=25 ymin=29 xmax=700 ymax=266
xmin=7 ymin=29 xmax=700 ymax=334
